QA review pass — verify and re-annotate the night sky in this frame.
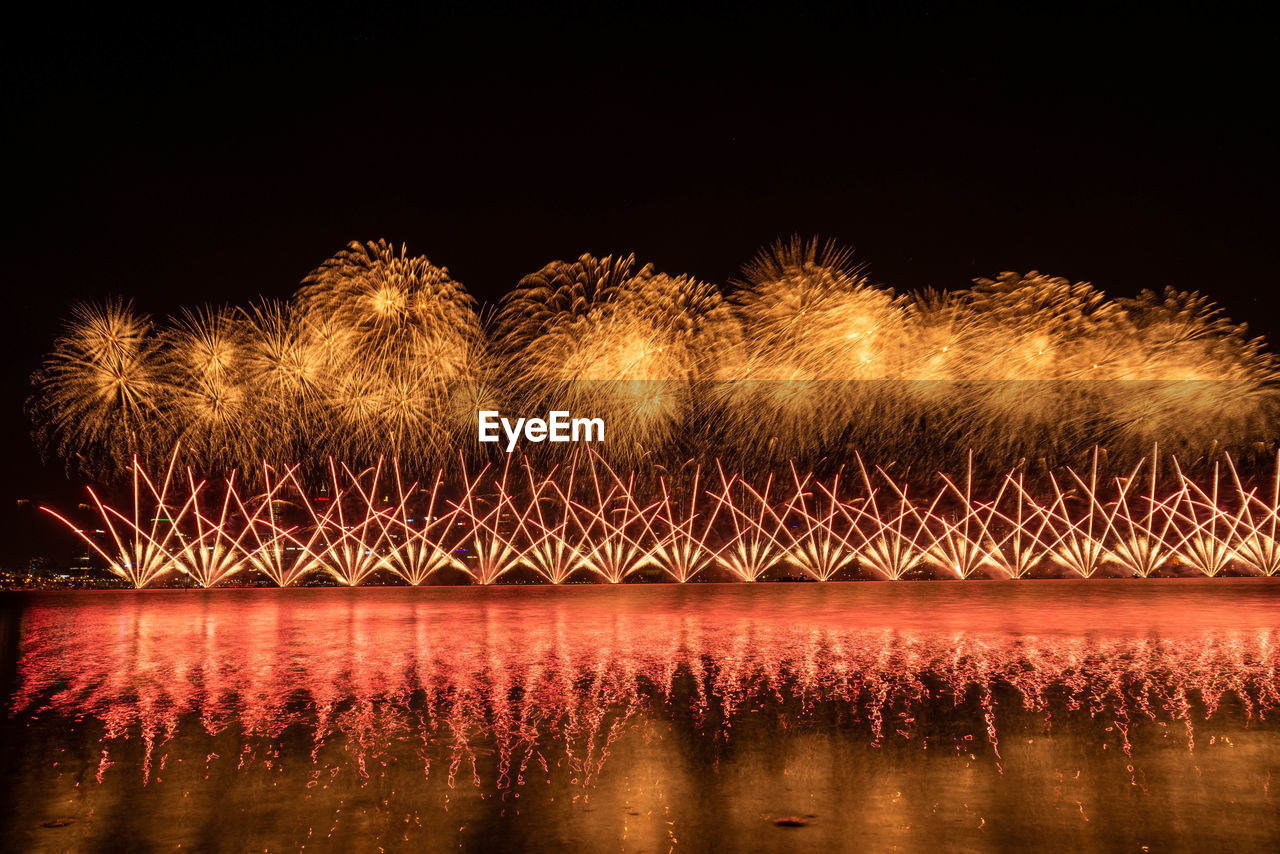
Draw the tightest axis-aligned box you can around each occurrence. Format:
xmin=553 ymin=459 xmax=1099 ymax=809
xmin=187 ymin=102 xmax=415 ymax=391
xmin=2 ymin=1 xmax=1275 ymax=565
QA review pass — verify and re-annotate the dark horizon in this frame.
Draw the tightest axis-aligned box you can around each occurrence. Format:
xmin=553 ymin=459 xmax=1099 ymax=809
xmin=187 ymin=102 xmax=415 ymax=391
xmin=4 ymin=1 xmax=1276 ymax=566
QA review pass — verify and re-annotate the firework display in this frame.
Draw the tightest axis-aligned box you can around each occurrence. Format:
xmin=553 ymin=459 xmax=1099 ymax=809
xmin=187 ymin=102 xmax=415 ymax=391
xmin=27 ymin=238 xmax=1280 ymax=480
xmin=43 ymin=447 xmax=1280 ymax=587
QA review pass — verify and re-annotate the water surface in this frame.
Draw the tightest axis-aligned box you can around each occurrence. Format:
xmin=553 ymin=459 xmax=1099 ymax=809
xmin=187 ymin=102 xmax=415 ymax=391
xmin=1 ymin=580 xmax=1277 ymax=852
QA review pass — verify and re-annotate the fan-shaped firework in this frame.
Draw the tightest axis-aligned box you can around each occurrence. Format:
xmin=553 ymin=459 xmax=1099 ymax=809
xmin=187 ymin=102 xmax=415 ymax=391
xmin=43 ymin=445 xmax=1280 ymax=587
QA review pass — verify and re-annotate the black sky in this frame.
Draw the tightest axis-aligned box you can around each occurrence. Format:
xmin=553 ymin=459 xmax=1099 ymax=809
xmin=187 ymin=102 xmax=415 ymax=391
xmin=2 ymin=1 xmax=1276 ymax=564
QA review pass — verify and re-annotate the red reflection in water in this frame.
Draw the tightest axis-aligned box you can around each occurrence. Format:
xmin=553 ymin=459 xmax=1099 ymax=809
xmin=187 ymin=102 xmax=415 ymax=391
xmin=11 ymin=584 xmax=1280 ymax=792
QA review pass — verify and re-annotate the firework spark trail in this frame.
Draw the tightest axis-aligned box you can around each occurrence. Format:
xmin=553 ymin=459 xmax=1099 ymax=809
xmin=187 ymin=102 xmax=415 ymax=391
xmin=987 ymin=473 xmax=1053 ymax=578
xmin=515 ymin=468 xmax=588 ymax=584
xmin=1104 ymin=451 xmax=1180 ymax=578
xmin=914 ymin=453 xmax=1008 ymax=579
xmin=1172 ymin=460 xmax=1242 ymax=578
xmin=773 ymin=464 xmax=862 ymax=581
xmin=1227 ymin=452 xmax=1280 ymax=576
xmin=233 ymin=463 xmax=324 ymax=587
xmin=40 ymin=446 xmax=1280 ymax=587
xmin=376 ymin=465 xmax=463 ymax=586
xmin=567 ymin=455 xmax=660 ymax=583
xmin=448 ymin=457 xmax=529 ymax=585
xmin=707 ymin=465 xmax=788 ymax=582
xmin=645 ymin=466 xmax=724 ymax=582
xmin=174 ymin=469 xmax=253 ymax=588
xmin=1040 ymin=450 xmax=1120 ymax=578
xmin=44 ymin=448 xmax=193 ymax=588
xmin=843 ymin=458 xmax=931 ymax=580
xmin=322 ymin=460 xmax=406 ymax=587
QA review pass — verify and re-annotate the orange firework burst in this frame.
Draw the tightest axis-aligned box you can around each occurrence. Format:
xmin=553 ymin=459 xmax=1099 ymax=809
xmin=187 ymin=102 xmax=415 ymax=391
xmin=29 ymin=298 xmax=166 ymax=476
xmin=27 ymin=236 xmax=1280 ymax=480
xmin=497 ymin=254 xmax=733 ymax=464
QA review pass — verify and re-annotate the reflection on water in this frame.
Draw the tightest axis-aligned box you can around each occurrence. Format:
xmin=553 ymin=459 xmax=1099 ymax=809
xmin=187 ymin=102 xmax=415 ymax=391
xmin=2 ymin=581 xmax=1278 ymax=852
